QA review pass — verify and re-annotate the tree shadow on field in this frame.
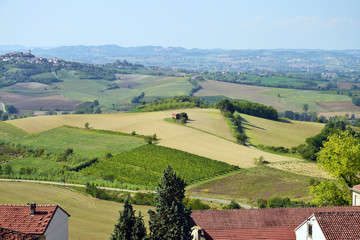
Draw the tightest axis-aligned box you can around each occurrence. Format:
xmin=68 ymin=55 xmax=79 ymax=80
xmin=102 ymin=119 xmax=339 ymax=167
xmin=278 ymin=118 xmax=293 ymax=124
xmin=238 ymin=115 xmax=266 ymax=130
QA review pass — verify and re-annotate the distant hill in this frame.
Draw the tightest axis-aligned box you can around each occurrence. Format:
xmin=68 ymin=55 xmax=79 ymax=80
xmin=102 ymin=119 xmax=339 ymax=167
xmin=1 ymin=45 xmax=359 ymax=72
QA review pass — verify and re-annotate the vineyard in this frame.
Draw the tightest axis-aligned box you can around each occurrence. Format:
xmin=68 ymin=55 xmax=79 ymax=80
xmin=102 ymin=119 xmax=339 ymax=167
xmin=81 ymin=144 xmax=239 ymax=187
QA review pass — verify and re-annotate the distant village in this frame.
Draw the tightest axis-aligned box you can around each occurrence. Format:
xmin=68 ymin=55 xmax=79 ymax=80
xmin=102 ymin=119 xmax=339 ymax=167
xmin=0 ymin=50 xmax=63 ymax=65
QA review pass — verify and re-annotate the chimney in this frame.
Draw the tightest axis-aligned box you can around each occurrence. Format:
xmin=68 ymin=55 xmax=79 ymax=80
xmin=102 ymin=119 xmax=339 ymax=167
xmin=30 ymin=203 xmax=36 ymax=215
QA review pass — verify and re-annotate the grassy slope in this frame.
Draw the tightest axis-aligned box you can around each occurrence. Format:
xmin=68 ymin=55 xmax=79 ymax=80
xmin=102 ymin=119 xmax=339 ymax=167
xmin=0 ymin=124 xmax=146 ymax=157
xmin=187 ymin=166 xmax=320 ymax=206
xmin=240 ymin=114 xmax=324 ymax=148
xmin=8 ymin=109 xmax=303 ymax=169
xmin=0 ymin=182 xmax=153 ymax=240
xmin=55 ymin=72 xmax=193 ymax=110
xmin=195 ymin=80 xmax=352 ymax=112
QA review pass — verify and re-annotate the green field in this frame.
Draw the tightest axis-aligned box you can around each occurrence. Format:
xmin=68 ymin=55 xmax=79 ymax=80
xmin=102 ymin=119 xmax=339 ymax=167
xmin=263 ymin=88 xmax=352 ymax=112
xmin=0 ymin=181 xmax=153 ymax=240
xmin=187 ymin=166 xmax=320 ymax=206
xmin=56 ymin=73 xmax=193 ymax=111
xmin=195 ymin=80 xmax=352 ymax=112
xmin=5 ymin=157 xmax=62 ymax=172
xmin=239 ymin=113 xmax=324 ymax=148
xmin=0 ymin=125 xmax=146 ymax=157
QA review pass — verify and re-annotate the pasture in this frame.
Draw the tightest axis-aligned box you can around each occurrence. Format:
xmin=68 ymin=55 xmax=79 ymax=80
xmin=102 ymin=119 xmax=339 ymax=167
xmin=195 ymin=80 xmax=353 ymax=112
xmin=240 ymin=114 xmax=324 ymax=148
xmin=8 ymin=109 xmax=303 ymax=169
xmin=0 ymin=181 xmax=153 ymax=240
xmin=187 ymin=166 xmax=320 ymax=206
xmin=0 ymin=126 xmax=146 ymax=157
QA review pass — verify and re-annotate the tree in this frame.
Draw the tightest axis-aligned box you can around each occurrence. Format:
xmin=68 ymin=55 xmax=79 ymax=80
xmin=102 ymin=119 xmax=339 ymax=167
xmin=302 ymin=103 xmax=309 ymax=112
xmin=218 ymin=99 xmax=235 ymax=114
xmin=85 ymin=122 xmax=89 ymax=129
xmin=111 ymin=197 xmax=146 ymax=240
xmin=309 ymin=180 xmax=351 ymax=206
xmin=5 ymin=105 xmax=18 ymax=114
xmin=317 ymin=130 xmax=360 ymax=187
xmin=93 ymin=99 xmax=99 ymax=107
xmin=148 ymin=165 xmax=192 ymax=240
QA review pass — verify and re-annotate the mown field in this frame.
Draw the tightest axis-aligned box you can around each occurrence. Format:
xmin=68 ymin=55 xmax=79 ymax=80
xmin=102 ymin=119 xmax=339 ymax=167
xmin=239 ymin=114 xmax=324 ymax=148
xmin=8 ymin=109 xmax=305 ymax=169
xmin=187 ymin=166 xmax=321 ymax=206
xmin=195 ymin=80 xmax=354 ymax=112
xmin=0 ymin=181 xmax=153 ymax=240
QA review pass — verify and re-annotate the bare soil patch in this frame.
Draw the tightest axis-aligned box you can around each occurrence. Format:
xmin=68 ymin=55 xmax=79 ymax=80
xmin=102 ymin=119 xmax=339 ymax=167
xmin=318 ymin=111 xmax=360 ymax=118
xmin=316 ymin=101 xmax=360 ymax=112
xmin=7 ymin=82 xmax=50 ymax=91
xmin=338 ymin=82 xmax=360 ymax=90
xmin=0 ymin=90 xmax=82 ymax=111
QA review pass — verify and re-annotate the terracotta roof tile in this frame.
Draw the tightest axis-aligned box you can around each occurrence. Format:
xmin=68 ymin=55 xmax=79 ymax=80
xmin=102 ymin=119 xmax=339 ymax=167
xmin=352 ymin=184 xmax=360 ymax=191
xmin=0 ymin=204 xmax=67 ymax=235
xmin=0 ymin=227 xmax=39 ymax=240
xmin=315 ymin=211 xmax=360 ymax=240
xmin=191 ymin=206 xmax=360 ymax=240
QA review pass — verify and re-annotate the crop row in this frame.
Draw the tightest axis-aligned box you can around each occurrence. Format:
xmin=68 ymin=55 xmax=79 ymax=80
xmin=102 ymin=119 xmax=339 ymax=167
xmin=81 ymin=144 xmax=239 ymax=187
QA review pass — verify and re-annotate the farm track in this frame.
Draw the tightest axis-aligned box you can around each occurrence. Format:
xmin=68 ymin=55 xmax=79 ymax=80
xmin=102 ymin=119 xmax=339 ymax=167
xmin=0 ymin=178 xmax=253 ymax=208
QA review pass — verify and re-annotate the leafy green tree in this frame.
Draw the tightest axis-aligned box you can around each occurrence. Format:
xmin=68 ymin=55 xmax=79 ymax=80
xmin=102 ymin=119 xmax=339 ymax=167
xmin=148 ymin=165 xmax=192 ymax=240
xmin=309 ymin=180 xmax=351 ymax=206
xmin=317 ymin=130 xmax=360 ymax=187
xmin=218 ymin=99 xmax=235 ymax=114
xmin=111 ymin=197 xmax=146 ymax=240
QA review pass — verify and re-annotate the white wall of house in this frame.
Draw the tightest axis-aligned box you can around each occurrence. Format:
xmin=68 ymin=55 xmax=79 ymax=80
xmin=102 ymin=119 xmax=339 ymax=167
xmin=352 ymin=191 xmax=360 ymax=206
xmin=295 ymin=215 xmax=326 ymax=240
xmin=43 ymin=208 xmax=69 ymax=240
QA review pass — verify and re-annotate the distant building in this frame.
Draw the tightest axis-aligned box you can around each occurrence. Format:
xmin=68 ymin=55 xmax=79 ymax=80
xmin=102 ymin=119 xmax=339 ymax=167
xmin=172 ymin=113 xmax=180 ymax=119
xmin=0 ymin=203 xmax=70 ymax=240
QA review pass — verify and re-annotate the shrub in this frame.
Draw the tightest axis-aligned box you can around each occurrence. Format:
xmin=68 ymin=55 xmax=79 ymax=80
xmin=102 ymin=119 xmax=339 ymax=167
xmin=254 ymin=156 xmax=268 ymax=165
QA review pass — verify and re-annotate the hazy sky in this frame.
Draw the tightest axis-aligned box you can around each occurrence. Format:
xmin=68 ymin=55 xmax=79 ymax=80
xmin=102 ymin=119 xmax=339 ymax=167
xmin=1 ymin=0 xmax=359 ymax=49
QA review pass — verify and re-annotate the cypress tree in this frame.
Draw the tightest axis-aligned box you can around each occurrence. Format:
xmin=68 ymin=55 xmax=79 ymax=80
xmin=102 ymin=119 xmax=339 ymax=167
xmin=110 ymin=197 xmax=146 ymax=240
xmin=148 ymin=165 xmax=192 ymax=240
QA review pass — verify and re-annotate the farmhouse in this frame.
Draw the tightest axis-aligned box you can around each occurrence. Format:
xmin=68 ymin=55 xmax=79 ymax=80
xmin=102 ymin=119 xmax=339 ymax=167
xmin=295 ymin=211 xmax=360 ymax=240
xmin=172 ymin=113 xmax=180 ymax=119
xmin=190 ymin=206 xmax=360 ymax=240
xmin=0 ymin=203 xmax=70 ymax=240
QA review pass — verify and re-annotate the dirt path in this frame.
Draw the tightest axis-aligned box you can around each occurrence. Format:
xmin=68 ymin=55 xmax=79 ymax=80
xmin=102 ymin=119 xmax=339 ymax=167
xmin=0 ymin=178 xmax=253 ymax=208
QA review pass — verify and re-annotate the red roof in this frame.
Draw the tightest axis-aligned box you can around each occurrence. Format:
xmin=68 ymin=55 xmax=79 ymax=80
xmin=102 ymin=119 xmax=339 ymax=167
xmin=0 ymin=204 xmax=69 ymax=235
xmin=0 ymin=227 xmax=39 ymax=240
xmin=191 ymin=206 xmax=360 ymax=240
xmin=352 ymin=184 xmax=360 ymax=191
xmin=315 ymin=211 xmax=360 ymax=240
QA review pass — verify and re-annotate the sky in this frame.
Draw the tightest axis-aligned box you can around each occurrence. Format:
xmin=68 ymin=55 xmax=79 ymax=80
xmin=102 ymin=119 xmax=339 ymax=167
xmin=0 ymin=0 xmax=359 ymax=50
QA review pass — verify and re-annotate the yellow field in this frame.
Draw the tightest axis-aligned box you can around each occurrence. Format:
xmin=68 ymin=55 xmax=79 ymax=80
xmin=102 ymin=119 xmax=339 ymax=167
xmin=241 ymin=114 xmax=324 ymax=148
xmin=0 ymin=181 xmax=153 ymax=240
xmin=9 ymin=109 xmax=305 ymax=168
